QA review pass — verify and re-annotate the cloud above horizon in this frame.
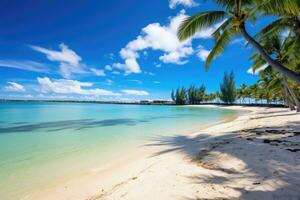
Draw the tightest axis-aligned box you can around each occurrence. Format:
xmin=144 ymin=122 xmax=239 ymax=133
xmin=90 ymin=68 xmax=106 ymax=76
xmin=121 ymin=89 xmax=150 ymax=96
xmin=31 ymin=43 xmax=88 ymax=78
xmin=197 ymin=45 xmax=210 ymax=62
xmin=36 ymin=77 xmax=150 ymax=98
xmin=4 ymin=82 xmax=26 ymax=92
xmin=169 ymin=0 xmax=198 ymax=9
xmin=111 ymin=10 xmax=193 ymax=74
xmin=37 ymin=77 xmax=120 ymax=96
xmin=109 ymin=10 xmax=224 ymax=75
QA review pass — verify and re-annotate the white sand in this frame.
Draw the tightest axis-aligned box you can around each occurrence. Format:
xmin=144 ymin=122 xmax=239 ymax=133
xmin=27 ymin=106 xmax=300 ymax=200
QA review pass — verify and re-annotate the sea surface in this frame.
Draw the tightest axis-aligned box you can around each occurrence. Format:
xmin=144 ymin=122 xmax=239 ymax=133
xmin=0 ymin=102 xmax=239 ymax=200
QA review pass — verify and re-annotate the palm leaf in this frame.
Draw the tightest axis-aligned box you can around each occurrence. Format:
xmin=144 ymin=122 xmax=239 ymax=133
xmin=213 ymin=0 xmax=252 ymax=10
xmin=254 ymin=18 xmax=288 ymax=39
xmin=205 ymin=26 xmax=239 ymax=70
xmin=253 ymin=0 xmax=300 ymax=15
xmin=252 ymin=59 xmax=267 ymax=72
xmin=212 ymin=18 xmax=233 ymax=41
xmin=177 ymin=11 xmax=227 ymax=41
xmin=213 ymin=0 xmax=236 ymax=9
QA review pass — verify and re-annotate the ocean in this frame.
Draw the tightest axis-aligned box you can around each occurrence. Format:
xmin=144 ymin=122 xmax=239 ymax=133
xmin=0 ymin=102 xmax=238 ymax=199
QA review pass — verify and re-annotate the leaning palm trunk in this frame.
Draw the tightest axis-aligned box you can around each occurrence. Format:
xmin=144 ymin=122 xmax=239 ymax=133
xmin=239 ymin=24 xmax=300 ymax=84
xmin=283 ymin=77 xmax=296 ymax=110
xmin=284 ymin=77 xmax=300 ymax=112
xmin=288 ymin=96 xmax=296 ymax=110
xmin=283 ymin=80 xmax=289 ymax=106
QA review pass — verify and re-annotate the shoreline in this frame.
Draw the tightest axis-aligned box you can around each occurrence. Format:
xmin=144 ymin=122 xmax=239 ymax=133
xmin=26 ymin=105 xmax=300 ymax=200
xmin=0 ymin=100 xmax=285 ymax=108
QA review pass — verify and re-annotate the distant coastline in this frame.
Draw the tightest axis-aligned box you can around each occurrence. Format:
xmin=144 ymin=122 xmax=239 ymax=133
xmin=0 ymin=99 xmax=285 ymax=108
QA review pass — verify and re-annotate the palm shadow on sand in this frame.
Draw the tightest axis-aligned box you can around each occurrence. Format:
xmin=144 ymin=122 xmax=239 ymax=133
xmin=146 ymin=120 xmax=300 ymax=200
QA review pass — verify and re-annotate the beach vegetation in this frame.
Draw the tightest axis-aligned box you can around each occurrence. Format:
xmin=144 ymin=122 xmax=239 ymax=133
xmin=177 ymin=0 xmax=300 ymax=84
xmin=250 ymin=31 xmax=300 ymax=111
xmin=219 ymin=71 xmax=237 ymax=104
xmin=171 ymin=87 xmax=187 ymax=105
xmin=172 ymin=85 xmax=214 ymax=105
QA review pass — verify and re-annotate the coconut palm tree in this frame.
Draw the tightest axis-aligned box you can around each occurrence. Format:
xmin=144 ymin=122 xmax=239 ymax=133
xmin=251 ymin=33 xmax=300 ymax=111
xmin=177 ymin=0 xmax=300 ymax=84
xmin=237 ymin=83 xmax=247 ymax=103
xmin=249 ymin=83 xmax=259 ymax=103
xmin=255 ymin=0 xmax=300 ymax=38
xmin=258 ymin=67 xmax=287 ymax=106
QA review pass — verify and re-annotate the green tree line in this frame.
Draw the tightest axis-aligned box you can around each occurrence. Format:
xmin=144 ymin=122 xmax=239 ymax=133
xmin=171 ymin=70 xmax=300 ymax=109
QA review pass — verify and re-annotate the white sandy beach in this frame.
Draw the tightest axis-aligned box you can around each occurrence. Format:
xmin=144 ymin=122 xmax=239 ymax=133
xmin=27 ymin=106 xmax=300 ymax=200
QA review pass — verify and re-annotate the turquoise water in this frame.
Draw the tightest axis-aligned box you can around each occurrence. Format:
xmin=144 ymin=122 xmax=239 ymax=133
xmin=0 ymin=102 xmax=238 ymax=200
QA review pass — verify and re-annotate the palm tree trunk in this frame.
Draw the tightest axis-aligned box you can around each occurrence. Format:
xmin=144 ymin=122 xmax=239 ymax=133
xmin=283 ymin=79 xmax=289 ymax=107
xmin=239 ymin=24 xmax=300 ymax=84
xmin=284 ymin=77 xmax=300 ymax=112
xmin=283 ymin=77 xmax=295 ymax=110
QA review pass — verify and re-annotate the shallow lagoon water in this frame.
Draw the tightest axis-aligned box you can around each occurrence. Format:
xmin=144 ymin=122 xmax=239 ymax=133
xmin=0 ymin=102 xmax=239 ymax=200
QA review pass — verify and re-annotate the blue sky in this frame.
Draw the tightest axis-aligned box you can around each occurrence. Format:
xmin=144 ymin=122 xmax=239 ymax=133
xmin=0 ymin=0 xmax=267 ymax=101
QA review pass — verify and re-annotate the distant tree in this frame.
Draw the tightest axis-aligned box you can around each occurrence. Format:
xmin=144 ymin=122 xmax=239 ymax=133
xmin=220 ymin=71 xmax=236 ymax=104
xmin=237 ymin=83 xmax=247 ymax=103
xmin=171 ymin=87 xmax=187 ymax=105
xmin=205 ymin=93 xmax=216 ymax=103
xmin=187 ymin=85 xmax=197 ymax=104
xmin=172 ymin=85 xmax=208 ymax=105
xmin=250 ymin=83 xmax=259 ymax=103
xmin=171 ymin=89 xmax=175 ymax=102
xmin=195 ymin=85 xmax=206 ymax=103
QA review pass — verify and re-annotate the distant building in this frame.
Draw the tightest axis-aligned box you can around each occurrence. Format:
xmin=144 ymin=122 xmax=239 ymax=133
xmin=140 ymin=100 xmax=151 ymax=104
xmin=152 ymin=100 xmax=173 ymax=105
xmin=139 ymin=100 xmax=173 ymax=105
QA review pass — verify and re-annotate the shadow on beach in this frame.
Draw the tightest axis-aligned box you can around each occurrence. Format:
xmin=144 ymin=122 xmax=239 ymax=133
xmin=146 ymin=116 xmax=300 ymax=200
xmin=0 ymin=118 xmax=148 ymax=134
xmin=0 ymin=115 xmax=183 ymax=134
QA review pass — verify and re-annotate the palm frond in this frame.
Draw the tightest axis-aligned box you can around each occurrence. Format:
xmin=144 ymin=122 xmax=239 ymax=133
xmin=253 ymin=0 xmax=300 ymax=16
xmin=254 ymin=18 xmax=287 ymax=39
xmin=177 ymin=11 xmax=227 ymax=41
xmin=214 ymin=0 xmax=236 ymax=9
xmin=252 ymin=58 xmax=267 ymax=72
xmin=213 ymin=0 xmax=252 ymax=10
xmin=212 ymin=18 xmax=233 ymax=41
xmin=205 ymin=26 xmax=239 ymax=70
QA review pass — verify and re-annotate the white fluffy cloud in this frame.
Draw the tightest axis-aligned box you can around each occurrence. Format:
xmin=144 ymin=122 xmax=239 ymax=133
xmin=90 ymin=68 xmax=106 ymax=76
xmin=197 ymin=45 xmax=210 ymax=62
xmin=112 ymin=10 xmax=194 ymax=74
xmin=4 ymin=82 xmax=25 ymax=92
xmin=169 ymin=0 xmax=198 ymax=9
xmin=247 ymin=64 xmax=268 ymax=75
xmin=31 ymin=43 xmax=86 ymax=78
xmin=37 ymin=77 xmax=120 ymax=96
xmin=105 ymin=65 xmax=113 ymax=71
xmin=113 ymin=58 xmax=141 ymax=75
xmin=110 ymin=10 xmax=223 ymax=74
xmin=121 ymin=90 xmax=150 ymax=96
